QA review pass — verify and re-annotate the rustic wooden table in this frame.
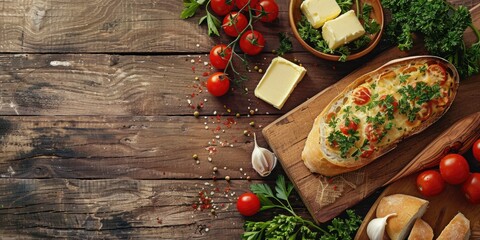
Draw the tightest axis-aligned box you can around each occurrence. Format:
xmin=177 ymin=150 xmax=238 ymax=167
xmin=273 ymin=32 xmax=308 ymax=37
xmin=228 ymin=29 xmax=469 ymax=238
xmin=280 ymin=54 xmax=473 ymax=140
xmin=0 ymin=0 xmax=478 ymax=239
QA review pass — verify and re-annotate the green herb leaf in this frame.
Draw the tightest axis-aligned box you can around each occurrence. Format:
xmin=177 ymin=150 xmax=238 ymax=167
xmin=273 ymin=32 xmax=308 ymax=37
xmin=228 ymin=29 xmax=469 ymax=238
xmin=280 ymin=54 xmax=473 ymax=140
xmin=276 ymin=33 xmax=293 ymax=56
xmin=181 ymin=0 xmax=203 ymax=19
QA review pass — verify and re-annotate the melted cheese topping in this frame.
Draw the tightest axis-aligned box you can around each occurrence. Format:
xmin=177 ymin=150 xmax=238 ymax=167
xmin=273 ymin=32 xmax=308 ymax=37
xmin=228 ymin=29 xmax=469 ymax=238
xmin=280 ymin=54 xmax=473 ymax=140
xmin=320 ymin=60 xmax=455 ymax=162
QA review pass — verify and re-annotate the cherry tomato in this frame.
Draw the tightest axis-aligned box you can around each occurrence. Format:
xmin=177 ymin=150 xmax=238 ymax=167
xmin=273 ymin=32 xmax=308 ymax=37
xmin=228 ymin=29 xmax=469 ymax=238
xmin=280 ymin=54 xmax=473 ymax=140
xmin=236 ymin=192 xmax=261 ymax=216
xmin=353 ymin=86 xmax=371 ymax=105
xmin=207 ymin=72 xmax=230 ymax=97
xmin=235 ymin=0 xmax=258 ymax=9
xmin=417 ymin=102 xmax=432 ymax=121
xmin=340 ymin=119 xmax=358 ymax=135
xmin=439 ymin=153 xmax=470 ymax=185
xmin=365 ymin=123 xmax=382 ymax=143
xmin=209 ymin=44 xmax=232 ymax=70
xmin=222 ymin=12 xmax=248 ymax=37
xmin=239 ymin=30 xmax=265 ymax=55
xmin=210 ymin=0 xmax=235 ymax=16
xmin=416 ymin=170 xmax=446 ymax=197
xmin=427 ymin=64 xmax=447 ymax=85
xmin=325 ymin=112 xmax=336 ymax=123
xmin=379 ymin=95 xmax=398 ymax=113
xmin=473 ymin=139 xmax=480 ymax=162
xmin=254 ymin=0 xmax=279 ymax=22
xmin=462 ymin=173 xmax=480 ymax=204
xmin=360 ymin=145 xmax=375 ymax=158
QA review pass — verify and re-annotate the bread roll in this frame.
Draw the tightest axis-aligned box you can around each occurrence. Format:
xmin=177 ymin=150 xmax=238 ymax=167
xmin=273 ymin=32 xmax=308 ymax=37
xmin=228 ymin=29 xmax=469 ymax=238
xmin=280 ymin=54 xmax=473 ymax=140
xmin=376 ymin=194 xmax=429 ymax=240
xmin=436 ymin=212 xmax=470 ymax=240
xmin=302 ymin=56 xmax=459 ymax=176
xmin=408 ymin=218 xmax=433 ymax=240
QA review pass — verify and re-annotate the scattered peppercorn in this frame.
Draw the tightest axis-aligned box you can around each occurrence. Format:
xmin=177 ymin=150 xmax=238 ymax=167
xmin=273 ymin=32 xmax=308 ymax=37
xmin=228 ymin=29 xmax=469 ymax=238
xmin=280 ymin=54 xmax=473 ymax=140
xmin=249 ymin=121 xmax=255 ymax=127
xmin=254 ymin=66 xmax=259 ymax=70
xmin=258 ymin=68 xmax=263 ymax=73
xmin=249 ymin=109 xmax=255 ymax=115
xmin=236 ymin=113 xmax=240 ymax=118
xmin=213 ymin=167 xmax=218 ymax=172
xmin=246 ymin=176 xmax=251 ymax=180
xmin=193 ymin=154 xmax=198 ymax=160
xmin=225 ymin=176 xmax=230 ymax=181
xmin=194 ymin=111 xmax=200 ymax=118
xmin=243 ymin=130 xmax=249 ymax=136
xmin=195 ymin=76 xmax=199 ymax=81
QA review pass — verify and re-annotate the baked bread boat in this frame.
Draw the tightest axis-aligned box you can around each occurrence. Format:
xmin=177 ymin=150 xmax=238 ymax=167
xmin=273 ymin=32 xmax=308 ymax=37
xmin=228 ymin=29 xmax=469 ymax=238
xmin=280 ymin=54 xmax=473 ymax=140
xmin=302 ymin=56 xmax=460 ymax=176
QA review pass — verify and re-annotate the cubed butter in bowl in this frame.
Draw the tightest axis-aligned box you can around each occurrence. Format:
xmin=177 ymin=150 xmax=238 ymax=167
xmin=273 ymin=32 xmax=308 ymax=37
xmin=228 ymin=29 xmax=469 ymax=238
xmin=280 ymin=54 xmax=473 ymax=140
xmin=300 ymin=0 xmax=341 ymax=29
xmin=254 ymin=57 xmax=307 ymax=110
xmin=322 ymin=10 xmax=366 ymax=50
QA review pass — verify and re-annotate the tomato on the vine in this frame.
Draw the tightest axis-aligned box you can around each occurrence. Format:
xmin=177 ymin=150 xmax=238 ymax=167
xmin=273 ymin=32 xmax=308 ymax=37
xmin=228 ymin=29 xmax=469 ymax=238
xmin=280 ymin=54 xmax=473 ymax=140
xmin=416 ymin=170 xmax=445 ymax=197
xmin=439 ymin=153 xmax=470 ymax=185
xmin=427 ymin=64 xmax=447 ymax=85
xmin=210 ymin=0 xmax=235 ymax=16
xmin=235 ymin=0 xmax=258 ymax=9
xmin=207 ymin=72 xmax=230 ymax=97
xmin=222 ymin=12 xmax=248 ymax=37
xmin=473 ymin=139 xmax=480 ymax=162
xmin=353 ymin=86 xmax=371 ymax=105
xmin=209 ymin=44 xmax=232 ymax=70
xmin=254 ymin=0 xmax=279 ymax=22
xmin=239 ymin=30 xmax=265 ymax=55
xmin=236 ymin=192 xmax=261 ymax=216
xmin=462 ymin=173 xmax=480 ymax=204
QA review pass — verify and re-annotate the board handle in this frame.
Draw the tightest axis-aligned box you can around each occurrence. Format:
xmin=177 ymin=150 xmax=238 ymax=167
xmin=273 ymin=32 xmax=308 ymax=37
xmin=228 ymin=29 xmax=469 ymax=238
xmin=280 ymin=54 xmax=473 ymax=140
xmin=384 ymin=112 xmax=480 ymax=186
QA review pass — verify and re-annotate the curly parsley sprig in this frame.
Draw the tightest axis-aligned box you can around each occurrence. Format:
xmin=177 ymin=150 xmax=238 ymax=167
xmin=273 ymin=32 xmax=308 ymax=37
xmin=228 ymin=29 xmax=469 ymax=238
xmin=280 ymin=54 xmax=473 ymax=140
xmin=382 ymin=0 xmax=480 ymax=79
xmin=242 ymin=175 xmax=363 ymax=240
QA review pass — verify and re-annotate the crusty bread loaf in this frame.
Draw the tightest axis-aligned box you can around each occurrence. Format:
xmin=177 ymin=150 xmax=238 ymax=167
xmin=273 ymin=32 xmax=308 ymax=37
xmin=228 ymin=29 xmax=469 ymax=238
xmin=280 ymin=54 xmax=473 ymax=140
xmin=408 ymin=218 xmax=433 ymax=240
xmin=302 ymin=56 xmax=459 ymax=176
xmin=376 ymin=194 xmax=429 ymax=240
xmin=436 ymin=212 xmax=470 ymax=240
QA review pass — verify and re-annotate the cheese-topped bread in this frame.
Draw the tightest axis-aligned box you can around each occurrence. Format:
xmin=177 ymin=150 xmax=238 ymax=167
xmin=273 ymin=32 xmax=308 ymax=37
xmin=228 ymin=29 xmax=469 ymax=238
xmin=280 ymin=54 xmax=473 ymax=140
xmin=302 ymin=56 xmax=459 ymax=176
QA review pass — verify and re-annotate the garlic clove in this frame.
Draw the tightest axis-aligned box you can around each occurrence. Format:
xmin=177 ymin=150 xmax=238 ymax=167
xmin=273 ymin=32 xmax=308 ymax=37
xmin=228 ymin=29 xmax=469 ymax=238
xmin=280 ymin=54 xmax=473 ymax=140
xmin=251 ymin=133 xmax=277 ymax=177
xmin=367 ymin=213 xmax=397 ymax=240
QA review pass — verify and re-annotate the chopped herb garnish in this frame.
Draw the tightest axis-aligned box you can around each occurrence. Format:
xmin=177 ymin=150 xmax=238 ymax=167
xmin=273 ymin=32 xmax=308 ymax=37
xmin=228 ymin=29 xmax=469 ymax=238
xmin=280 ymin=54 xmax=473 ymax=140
xmin=399 ymin=74 xmax=410 ymax=83
xmin=328 ymin=130 xmax=360 ymax=158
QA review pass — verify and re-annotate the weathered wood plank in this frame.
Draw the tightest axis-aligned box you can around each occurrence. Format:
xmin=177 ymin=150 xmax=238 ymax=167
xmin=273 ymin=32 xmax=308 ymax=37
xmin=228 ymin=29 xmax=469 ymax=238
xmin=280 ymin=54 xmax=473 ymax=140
xmin=0 ymin=0 xmax=297 ymax=53
xmin=0 ymin=178 xmax=378 ymax=239
xmin=0 ymin=0 xmax=475 ymax=53
xmin=0 ymin=53 xmax=363 ymax=116
xmin=0 ymin=115 xmax=286 ymax=180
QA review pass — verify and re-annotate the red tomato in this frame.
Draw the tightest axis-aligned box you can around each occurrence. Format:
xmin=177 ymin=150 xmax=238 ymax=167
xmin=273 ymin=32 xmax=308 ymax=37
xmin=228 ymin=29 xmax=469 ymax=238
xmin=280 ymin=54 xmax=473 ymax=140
xmin=416 ymin=170 xmax=446 ymax=197
xmin=340 ymin=119 xmax=358 ymax=135
xmin=254 ymin=0 xmax=279 ymax=22
xmin=235 ymin=0 xmax=258 ymax=9
xmin=365 ymin=123 xmax=382 ymax=143
xmin=209 ymin=44 xmax=232 ymax=70
xmin=473 ymin=139 xmax=480 ymax=162
xmin=207 ymin=72 xmax=230 ymax=97
xmin=439 ymin=154 xmax=470 ymax=185
xmin=427 ymin=64 xmax=447 ymax=85
xmin=240 ymin=30 xmax=265 ymax=55
xmin=236 ymin=192 xmax=261 ymax=216
xmin=353 ymin=86 xmax=371 ymax=105
xmin=222 ymin=12 xmax=248 ymax=37
xmin=210 ymin=0 xmax=235 ymax=16
xmin=462 ymin=173 xmax=480 ymax=204
xmin=417 ymin=102 xmax=432 ymax=121
xmin=360 ymin=145 xmax=375 ymax=158
xmin=379 ymin=95 xmax=398 ymax=113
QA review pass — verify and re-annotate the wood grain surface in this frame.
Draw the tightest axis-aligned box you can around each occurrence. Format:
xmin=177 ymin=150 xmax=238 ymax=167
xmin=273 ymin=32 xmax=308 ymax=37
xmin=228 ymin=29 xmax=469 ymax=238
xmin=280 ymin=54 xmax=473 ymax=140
xmin=262 ymin=3 xmax=480 ymax=224
xmin=0 ymin=0 xmax=478 ymax=239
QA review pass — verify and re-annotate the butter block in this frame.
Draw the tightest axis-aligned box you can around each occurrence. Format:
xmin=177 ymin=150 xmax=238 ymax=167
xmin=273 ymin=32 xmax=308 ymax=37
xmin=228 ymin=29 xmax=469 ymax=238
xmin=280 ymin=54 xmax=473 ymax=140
xmin=322 ymin=10 xmax=366 ymax=50
xmin=254 ymin=57 xmax=307 ymax=109
xmin=300 ymin=0 xmax=341 ymax=29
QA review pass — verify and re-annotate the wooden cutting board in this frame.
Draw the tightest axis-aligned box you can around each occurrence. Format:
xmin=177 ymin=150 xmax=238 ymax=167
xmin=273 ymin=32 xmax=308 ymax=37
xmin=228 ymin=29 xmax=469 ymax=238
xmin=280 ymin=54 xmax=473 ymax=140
xmin=355 ymin=173 xmax=480 ymax=239
xmin=262 ymin=4 xmax=480 ymax=223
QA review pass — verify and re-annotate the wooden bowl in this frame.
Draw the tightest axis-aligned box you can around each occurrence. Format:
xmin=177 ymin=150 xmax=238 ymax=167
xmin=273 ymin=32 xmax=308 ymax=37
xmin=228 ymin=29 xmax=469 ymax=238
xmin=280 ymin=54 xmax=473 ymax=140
xmin=289 ymin=0 xmax=384 ymax=61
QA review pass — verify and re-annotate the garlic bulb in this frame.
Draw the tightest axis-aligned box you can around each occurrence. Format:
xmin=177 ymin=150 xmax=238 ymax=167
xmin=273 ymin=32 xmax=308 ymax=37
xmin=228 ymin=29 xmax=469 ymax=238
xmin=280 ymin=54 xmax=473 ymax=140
xmin=251 ymin=133 xmax=277 ymax=177
xmin=367 ymin=213 xmax=397 ymax=240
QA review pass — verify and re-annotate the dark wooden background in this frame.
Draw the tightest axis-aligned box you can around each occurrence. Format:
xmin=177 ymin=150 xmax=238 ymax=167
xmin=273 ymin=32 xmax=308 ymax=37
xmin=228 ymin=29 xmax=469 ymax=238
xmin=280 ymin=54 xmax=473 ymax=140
xmin=0 ymin=0 xmax=478 ymax=239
